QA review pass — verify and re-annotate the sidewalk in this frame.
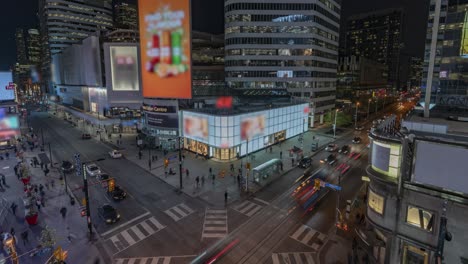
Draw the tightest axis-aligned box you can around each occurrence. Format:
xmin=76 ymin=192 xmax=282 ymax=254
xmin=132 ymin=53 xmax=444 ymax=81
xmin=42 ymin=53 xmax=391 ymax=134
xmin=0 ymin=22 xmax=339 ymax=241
xmin=0 ymin=146 xmax=101 ymax=264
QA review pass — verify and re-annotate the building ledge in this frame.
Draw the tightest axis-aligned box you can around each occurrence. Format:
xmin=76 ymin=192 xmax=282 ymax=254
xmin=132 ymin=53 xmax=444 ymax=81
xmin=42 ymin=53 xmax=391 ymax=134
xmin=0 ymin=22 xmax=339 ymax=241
xmin=366 ymin=165 xmax=398 ymax=185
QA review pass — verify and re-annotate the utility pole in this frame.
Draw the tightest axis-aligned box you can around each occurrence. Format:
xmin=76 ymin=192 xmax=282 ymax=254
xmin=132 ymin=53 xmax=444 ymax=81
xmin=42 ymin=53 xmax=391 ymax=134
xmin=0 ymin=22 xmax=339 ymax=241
xmin=48 ymin=142 xmax=53 ymax=167
xmin=179 ymin=136 xmax=183 ymax=190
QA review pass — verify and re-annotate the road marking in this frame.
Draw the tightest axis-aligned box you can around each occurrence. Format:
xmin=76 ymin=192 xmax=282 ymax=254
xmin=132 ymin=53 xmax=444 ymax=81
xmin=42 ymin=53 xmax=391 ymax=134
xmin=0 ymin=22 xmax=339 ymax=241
xmin=289 ymin=225 xmax=326 ymax=251
xmin=2 ymin=166 xmax=9 ymax=170
xmin=107 ymin=216 xmax=166 ymax=255
xmin=201 ymin=208 xmax=228 ymax=240
xmin=232 ymin=200 xmax=264 ymax=217
xmin=164 ymin=203 xmax=194 ymax=222
xmin=253 ymin=197 xmax=270 ymax=205
xmin=101 ymin=211 xmax=150 ymax=237
xmin=271 ymin=252 xmax=315 ymax=264
xmin=114 ymin=255 xmax=197 ymax=264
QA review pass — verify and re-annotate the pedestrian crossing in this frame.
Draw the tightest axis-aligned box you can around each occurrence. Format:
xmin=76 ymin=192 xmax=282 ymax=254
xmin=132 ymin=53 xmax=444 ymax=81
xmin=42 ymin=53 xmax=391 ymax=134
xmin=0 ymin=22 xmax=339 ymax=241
xmin=271 ymin=252 xmax=316 ymax=264
xmin=289 ymin=225 xmax=327 ymax=251
xmin=164 ymin=203 xmax=194 ymax=222
xmin=108 ymin=216 xmax=166 ymax=254
xmin=115 ymin=257 xmax=171 ymax=264
xmin=232 ymin=200 xmax=263 ymax=217
xmin=201 ymin=208 xmax=228 ymax=239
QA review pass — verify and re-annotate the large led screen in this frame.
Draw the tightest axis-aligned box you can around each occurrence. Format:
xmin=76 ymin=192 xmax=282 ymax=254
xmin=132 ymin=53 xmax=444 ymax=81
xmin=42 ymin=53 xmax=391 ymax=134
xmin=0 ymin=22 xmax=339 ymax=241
xmin=146 ymin=113 xmax=178 ymax=128
xmin=413 ymin=141 xmax=468 ymax=195
xmin=183 ymin=115 xmax=208 ymax=140
xmin=110 ymin=46 xmax=140 ymax=91
xmin=371 ymin=140 xmax=402 ymax=178
xmin=0 ymin=115 xmax=19 ymax=139
xmin=241 ymin=115 xmax=265 ymax=140
xmin=0 ymin=72 xmax=16 ymax=101
xmin=139 ymin=0 xmax=192 ymax=99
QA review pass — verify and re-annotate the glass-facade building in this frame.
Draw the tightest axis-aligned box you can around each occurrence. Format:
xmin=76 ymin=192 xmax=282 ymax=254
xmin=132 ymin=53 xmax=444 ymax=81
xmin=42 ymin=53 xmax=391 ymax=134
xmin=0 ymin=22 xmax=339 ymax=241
xmin=422 ymin=0 xmax=468 ymax=116
xmin=224 ymin=0 xmax=340 ymax=124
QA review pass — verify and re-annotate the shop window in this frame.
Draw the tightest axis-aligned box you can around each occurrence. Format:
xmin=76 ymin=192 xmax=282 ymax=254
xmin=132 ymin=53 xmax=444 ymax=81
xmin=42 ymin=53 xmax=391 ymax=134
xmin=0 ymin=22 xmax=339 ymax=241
xmin=406 ymin=205 xmax=434 ymax=232
xmin=368 ymin=188 xmax=384 ymax=215
xmin=402 ymin=244 xmax=429 ymax=264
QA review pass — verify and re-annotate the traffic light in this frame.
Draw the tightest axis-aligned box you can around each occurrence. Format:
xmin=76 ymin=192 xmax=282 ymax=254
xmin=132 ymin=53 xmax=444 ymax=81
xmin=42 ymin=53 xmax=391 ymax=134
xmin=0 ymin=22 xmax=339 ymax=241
xmin=314 ymin=179 xmax=321 ymax=190
xmin=108 ymin=178 xmax=115 ymax=193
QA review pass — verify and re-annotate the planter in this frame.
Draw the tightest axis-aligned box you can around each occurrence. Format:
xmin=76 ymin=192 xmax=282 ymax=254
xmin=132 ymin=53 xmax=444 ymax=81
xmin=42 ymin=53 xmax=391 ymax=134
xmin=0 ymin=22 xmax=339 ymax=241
xmin=21 ymin=177 xmax=31 ymax=185
xmin=25 ymin=213 xmax=38 ymax=225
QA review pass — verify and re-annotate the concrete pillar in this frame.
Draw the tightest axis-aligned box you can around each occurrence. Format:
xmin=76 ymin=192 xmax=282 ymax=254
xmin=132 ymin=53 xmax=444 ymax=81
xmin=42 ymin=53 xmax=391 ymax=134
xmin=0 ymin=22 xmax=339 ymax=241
xmin=319 ymin=114 xmax=324 ymax=124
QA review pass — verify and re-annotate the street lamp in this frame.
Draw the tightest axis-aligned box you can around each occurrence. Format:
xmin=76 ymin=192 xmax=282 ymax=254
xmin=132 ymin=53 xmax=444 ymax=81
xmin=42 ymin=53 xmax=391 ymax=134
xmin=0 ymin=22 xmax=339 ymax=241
xmin=333 ymin=109 xmax=338 ymax=138
xmin=355 ymin=102 xmax=360 ymax=128
xmin=367 ymin=99 xmax=371 ymax=120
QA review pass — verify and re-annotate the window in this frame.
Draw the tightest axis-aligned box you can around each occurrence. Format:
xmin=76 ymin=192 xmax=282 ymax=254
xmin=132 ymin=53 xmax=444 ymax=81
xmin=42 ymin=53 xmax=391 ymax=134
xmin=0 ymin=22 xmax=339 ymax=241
xmin=402 ymin=244 xmax=429 ymax=264
xmin=368 ymin=188 xmax=384 ymax=215
xmin=406 ymin=205 xmax=434 ymax=232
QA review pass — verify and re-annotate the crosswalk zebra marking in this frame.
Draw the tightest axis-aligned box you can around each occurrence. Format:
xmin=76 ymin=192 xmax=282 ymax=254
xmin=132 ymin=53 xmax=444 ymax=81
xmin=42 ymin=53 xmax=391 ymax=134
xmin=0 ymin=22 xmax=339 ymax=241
xmin=289 ymin=224 xmax=326 ymax=251
xmin=115 ymin=255 xmax=197 ymax=264
xmin=164 ymin=203 xmax=194 ymax=222
xmin=271 ymin=252 xmax=315 ymax=264
xmin=253 ymin=197 xmax=270 ymax=205
xmin=232 ymin=200 xmax=263 ymax=217
xmin=201 ymin=208 xmax=228 ymax=240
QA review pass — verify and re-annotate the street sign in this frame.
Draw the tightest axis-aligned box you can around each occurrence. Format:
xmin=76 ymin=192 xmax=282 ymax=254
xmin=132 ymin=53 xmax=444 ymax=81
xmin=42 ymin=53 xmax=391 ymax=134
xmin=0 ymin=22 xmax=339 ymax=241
xmin=325 ymin=182 xmax=342 ymax=191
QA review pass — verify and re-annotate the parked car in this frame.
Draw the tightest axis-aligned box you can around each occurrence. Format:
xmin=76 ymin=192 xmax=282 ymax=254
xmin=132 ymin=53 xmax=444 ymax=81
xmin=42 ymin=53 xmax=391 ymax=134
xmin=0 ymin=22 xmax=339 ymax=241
xmin=321 ymin=154 xmax=337 ymax=165
xmin=110 ymin=186 xmax=127 ymax=201
xmin=298 ymin=156 xmax=312 ymax=168
xmin=81 ymin=133 xmax=92 ymax=140
xmin=338 ymin=145 xmax=349 ymax=154
xmin=61 ymin=160 xmax=74 ymax=173
xmin=109 ymin=150 xmax=122 ymax=159
xmin=325 ymin=144 xmax=338 ymax=152
xmin=98 ymin=204 xmax=120 ymax=224
xmin=85 ymin=164 xmax=101 ymax=177
xmin=352 ymin=137 xmax=362 ymax=144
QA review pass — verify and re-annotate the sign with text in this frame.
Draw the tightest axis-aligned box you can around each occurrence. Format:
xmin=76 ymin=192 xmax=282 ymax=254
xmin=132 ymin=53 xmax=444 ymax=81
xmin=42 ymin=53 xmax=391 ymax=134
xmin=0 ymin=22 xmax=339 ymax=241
xmin=146 ymin=113 xmax=179 ymax=128
xmin=0 ymin=72 xmax=15 ymax=101
xmin=138 ymin=0 xmax=192 ymax=99
xmin=142 ymin=103 xmax=177 ymax=113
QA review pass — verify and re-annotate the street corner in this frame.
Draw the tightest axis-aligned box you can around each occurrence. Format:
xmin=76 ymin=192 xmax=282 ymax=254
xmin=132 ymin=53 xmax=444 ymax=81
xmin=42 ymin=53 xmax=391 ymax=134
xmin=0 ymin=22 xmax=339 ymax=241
xmin=318 ymin=234 xmax=351 ymax=264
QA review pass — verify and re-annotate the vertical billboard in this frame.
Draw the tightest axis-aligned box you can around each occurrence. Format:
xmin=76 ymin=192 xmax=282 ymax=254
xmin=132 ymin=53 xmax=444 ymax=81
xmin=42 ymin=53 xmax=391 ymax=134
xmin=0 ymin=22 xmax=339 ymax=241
xmin=241 ymin=115 xmax=265 ymax=140
xmin=110 ymin=46 xmax=140 ymax=91
xmin=183 ymin=114 xmax=208 ymax=141
xmin=0 ymin=72 xmax=16 ymax=101
xmin=139 ymin=0 xmax=192 ymax=99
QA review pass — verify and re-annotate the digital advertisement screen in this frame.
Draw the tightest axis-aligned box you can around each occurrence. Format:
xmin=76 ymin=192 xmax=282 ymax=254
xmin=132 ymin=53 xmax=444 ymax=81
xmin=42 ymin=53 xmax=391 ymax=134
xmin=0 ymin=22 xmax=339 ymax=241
xmin=139 ymin=0 xmax=192 ymax=99
xmin=0 ymin=115 xmax=20 ymax=139
xmin=0 ymin=72 xmax=16 ymax=101
xmin=461 ymin=11 xmax=468 ymax=57
xmin=241 ymin=115 xmax=265 ymax=140
xmin=371 ymin=141 xmax=402 ymax=178
xmin=183 ymin=115 xmax=208 ymax=140
xmin=110 ymin=46 xmax=140 ymax=91
xmin=146 ymin=113 xmax=179 ymax=128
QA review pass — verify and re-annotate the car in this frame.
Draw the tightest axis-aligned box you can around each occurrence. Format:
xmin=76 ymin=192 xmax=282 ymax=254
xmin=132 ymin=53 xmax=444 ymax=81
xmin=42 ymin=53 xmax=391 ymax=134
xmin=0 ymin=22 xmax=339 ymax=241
xmin=97 ymin=204 xmax=120 ymax=224
xmin=338 ymin=145 xmax=350 ymax=154
xmin=81 ymin=133 xmax=92 ymax=139
xmin=61 ymin=160 xmax=74 ymax=173
xmin=109 ymin=150 xmax=123 ymax=159
xmin=321 ymin=154 xmax=337 ymax=165
xmin=97 ymin=173 xmax=110 ymax=187
xmin=110 ymin=186 xmax=127 ymax=201
xmin=352 ymin=137 xmax=361 ymax=144
xmin=85 ymin=164 xmax=101 ymax=177
xmin=298 ymin=156 xmax=312 ymax=168
xmin=325 ymin=144 xmax=338 ymax=152
xmin=355 ymin=126 xmax=364 ymax=131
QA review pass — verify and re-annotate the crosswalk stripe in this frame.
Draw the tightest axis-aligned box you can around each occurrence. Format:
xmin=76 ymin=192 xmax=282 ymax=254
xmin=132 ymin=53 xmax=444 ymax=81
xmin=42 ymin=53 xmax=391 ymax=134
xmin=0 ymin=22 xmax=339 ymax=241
xmin=202 ymin=208 xmax=228 ymax=239
xmin=271 ymin=253 xmax=280 ymax=264
xmin=233 ymin=200 xmax=249 ymax=210
xmin=140 ymin=220 xmax=154 ymax=234
xmin=304 ymin=253 xmax=314 ymax=264
xmin=131 ymin=226 xmax=145 ymax=240
xmin=202 ymin=233 xmax=226 ymax=238
xmin=110 ymin=236 xmax=122 ymax=250
xmin=293 ymin=253 xmax=302 ymax=263
xmin=205 ymin=226 xmax=227 ymax=231
xmin=317 ymin=233 xmax=326 ymax=241
xmin=115 ymin=259 xmax=125 ymax=264
xmin=271 ymin=253 xmax=315 ymax=264
xmin=302 ymin=229 xmax=316 ymax=244
xmin=245 ymin=205 xmax=262 ymax=217
xmin=165 ymin=209 xmax=181 ymax=221
xmin=127 ymin=259 xmax=136 ymax=264
xmin=205 ymin=220 xmax=225 ymax=224
xmin=253 ymin=197 xmax=270 ymax=205
xmin=206 ymin=215 xmax=227 ymax=219
xmin=121 ymin=230 xmax=136 ymax=245
xmin=179 ymin=203 xmax=193 ymax=214
xmin=173 ymin=206 xmax=186 ymax=218
xmin=162 ymin=257 xmax=171 ymax=264
xmin=150 ymin=258 xmax=159 ymax=264
xmin=239 ymin=202 xmax=256 ymax=213
xmin=208 ymin=209 xmax=226 ymax=213
xmin=291 ymin=225 xmax=307 ymax=240
xmin=148 ymin=217 xmax=165 ymax=230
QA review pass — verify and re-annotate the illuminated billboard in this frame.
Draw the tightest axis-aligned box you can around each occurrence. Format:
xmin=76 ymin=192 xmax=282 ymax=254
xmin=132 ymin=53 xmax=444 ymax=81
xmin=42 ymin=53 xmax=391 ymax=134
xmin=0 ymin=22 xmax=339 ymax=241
xmin=461 ymin=11 xmax=468 ymax=57
xmin=110 ymin=46 xmax=140 ymax=91
xmin=138 ymin=0 xmax=192 ymax=99
xmin=183 ymin=115 xmax=208 ymax=140
xmin=241 ymin=115 xmax=265 ymax=140
xmin=0 ymin=72 xmax=16 ymax=101
xmin=0 ymin=115 xmax=20 ymax=139
xmin=371 ymin=140 xmax=402 ymax=178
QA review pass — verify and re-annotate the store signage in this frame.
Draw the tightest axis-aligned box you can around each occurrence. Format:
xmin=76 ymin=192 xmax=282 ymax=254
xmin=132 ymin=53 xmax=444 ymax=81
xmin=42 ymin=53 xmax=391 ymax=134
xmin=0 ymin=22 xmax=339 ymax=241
xmin=5 ymin=82 xmax=15 ymax=90
xmin=142 ymin=103 xmax=177 ymax=113
xmin=146 ymin=112 xmax=179 ymax=128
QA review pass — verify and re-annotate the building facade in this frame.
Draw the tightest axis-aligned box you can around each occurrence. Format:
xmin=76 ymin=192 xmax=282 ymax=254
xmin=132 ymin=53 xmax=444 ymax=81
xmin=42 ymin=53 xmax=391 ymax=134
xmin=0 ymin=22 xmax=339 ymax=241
xmin=224 ymin=0 xmax=340 ymax=126
xmin=362 ymin=116 xmax=468 ymax=264
xmin=26 ymin=29 xmax=41 ymax=65
xmin=422 ymin=0 xmax=468 ymax=117
xmin=38 ymin=0 xmax=113 ymax=93
xmin=113 ymin=1 xmax=138 ymax=30
xmin=408 ymin=57 xmax=423 ymax=89
xmin=15 ymin=29 xmax=28 ymax=64
xmin=345 ymin=9 xmax=403 ymax=89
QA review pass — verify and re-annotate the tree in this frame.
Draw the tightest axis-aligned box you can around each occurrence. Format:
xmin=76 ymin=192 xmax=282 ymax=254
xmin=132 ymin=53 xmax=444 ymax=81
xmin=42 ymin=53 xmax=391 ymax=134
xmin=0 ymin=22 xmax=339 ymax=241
xmin=39 ymin=226 xmax=56 ymax=248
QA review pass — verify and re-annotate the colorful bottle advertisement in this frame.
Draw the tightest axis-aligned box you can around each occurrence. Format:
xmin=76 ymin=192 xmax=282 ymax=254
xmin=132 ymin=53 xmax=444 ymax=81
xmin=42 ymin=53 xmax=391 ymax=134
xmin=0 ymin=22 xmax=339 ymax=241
xmin=139 ymin=0 xmax=192 ymax=99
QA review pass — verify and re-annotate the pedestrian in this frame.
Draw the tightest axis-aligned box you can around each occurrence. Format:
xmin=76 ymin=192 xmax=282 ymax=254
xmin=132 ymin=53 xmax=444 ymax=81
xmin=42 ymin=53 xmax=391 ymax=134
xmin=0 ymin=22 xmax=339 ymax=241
xmin=209 ymin=167 xmax=212 ymax=175
xmin=41 ymin=196 xmax=45 ymax=207
xmin=0 ymin=181 xmax=3 ymax=189
xmin=224 ymin=191 xmax=228 ymax=203
xmin=201 ymin=175 xmax=205 ymax=185
xmin=230 ymin=163 xmax=234 ymax=172
xmin=45 ymin=182 xmax=49 ymax=190
xmin=30 ymin=160 xmax=34 ymax=167
xmin=212 ymin=173 xmax=215 ymax=184
xmin=10 ymin=228 xmax=15 ymax=239
xmin=10 ymin=202 xmax=17 ymax=216
xmin=36 ymin=199 xmax=41 ymax=211
xmin=40 ymin=162 xmax=44 ymax=169
xmin=237 ymin=174 xmax=240 ymax=186
xmin=280 ymin=151 xmax=282 ymax=159
xmin=51 ymin=179 xmax=55 ymax=188
xmin=291 ymin=158 xmax=295 ymax=166
xmin=34 ymin=185 xmax=38 ymax=194
xmin=21 ymin=230 xmax=29 ymax=245
xmin=39 ymin=184 xmax=44 ymax=193
xmin=5 ymin=152 xmax=9 ymax=159
xmin=13 ymin=165 xmax=18 ymax=176
xmin=138 ymin=150 xmax=142 ymax=160
xmin=60 ymin=207 xmax=67 ymax=218
xmin=280 ymin=162 xmax=283 ymax=171
xmin=186 ymin=169 xmax=189 ymax=178
xmin=195 ymin=176 xmax=200 ymax=188
xmin=195 ymin=152 xmax=199 ymax=159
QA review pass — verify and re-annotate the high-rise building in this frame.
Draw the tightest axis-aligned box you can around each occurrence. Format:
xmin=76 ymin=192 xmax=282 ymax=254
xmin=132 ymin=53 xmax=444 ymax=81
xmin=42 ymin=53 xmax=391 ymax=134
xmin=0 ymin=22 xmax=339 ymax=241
xmin=114 ymin=1 xmax=138 ymax=30
xmin=224 ymin=0 xmax=340 ymax=126
xmin=345 ymin=9 xmax=403 ymax=89
xmin=38 ymin=0 xmax=113 ymax=93
xmin=422 ymin=0 xmax=468 ymax=118
xmin=408 ymin=57 xmax=422 ymax=89
xmin=27 ymin=29 xmax=41 ymax=65
xmin=15 ymin=28 xmax=28 ymax=64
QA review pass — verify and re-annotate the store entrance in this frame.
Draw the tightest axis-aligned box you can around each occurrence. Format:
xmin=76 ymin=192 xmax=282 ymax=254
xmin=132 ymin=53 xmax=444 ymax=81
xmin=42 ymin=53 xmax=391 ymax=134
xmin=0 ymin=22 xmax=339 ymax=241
xmin=273 ymin=130 xmax=286 ymax=143
xmin=214 ymin=147 xmax=237 ymax=161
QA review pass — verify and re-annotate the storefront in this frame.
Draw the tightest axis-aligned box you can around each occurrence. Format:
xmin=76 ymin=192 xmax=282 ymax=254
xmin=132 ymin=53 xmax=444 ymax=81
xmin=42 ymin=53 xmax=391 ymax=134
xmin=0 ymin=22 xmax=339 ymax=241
xmin=181 ymin=103 xmax=309 ymax=161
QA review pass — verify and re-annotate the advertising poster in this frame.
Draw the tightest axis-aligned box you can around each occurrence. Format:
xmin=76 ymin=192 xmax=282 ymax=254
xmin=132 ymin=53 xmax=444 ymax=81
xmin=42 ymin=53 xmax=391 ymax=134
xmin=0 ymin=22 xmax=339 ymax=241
xmin=183 ymin=115 xmax=208 ymax=140
xmin=146 ymin=113 xmax=179 ymax=128
xmin=110 ymin=46 xmax=140 ymax=91
xmin=139 ymin=0 xmax=192 ymax=98
xmin=0 ymin=115 xmax=20 ymax=139
xmin=241 ymin=115 xmax=265 ymax=140
xmin=0 ymin=72 xmax=16 ymax=101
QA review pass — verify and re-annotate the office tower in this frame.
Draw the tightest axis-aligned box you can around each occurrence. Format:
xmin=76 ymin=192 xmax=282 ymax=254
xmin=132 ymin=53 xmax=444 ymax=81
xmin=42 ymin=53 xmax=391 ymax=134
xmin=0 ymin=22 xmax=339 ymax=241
xmin=224 ymin=0 xmax=341 ymax=125
xmin=345 ymin=9 xmax=403 ymax=89
xmin=15 ymin=28 xmax=28 ymax=64
xmin=27 ymin=29 xmax=41 ymax=64
xmin=114 ymin=1 xmax=138 ymax=30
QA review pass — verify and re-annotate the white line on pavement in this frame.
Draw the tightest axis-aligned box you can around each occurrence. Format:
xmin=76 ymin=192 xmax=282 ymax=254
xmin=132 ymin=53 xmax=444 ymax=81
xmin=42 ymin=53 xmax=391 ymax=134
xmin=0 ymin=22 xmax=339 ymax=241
xmin=100 ymin=211 xmax=150 ymax=237
xmin=253 ymin=197 xmax=270 ymax=205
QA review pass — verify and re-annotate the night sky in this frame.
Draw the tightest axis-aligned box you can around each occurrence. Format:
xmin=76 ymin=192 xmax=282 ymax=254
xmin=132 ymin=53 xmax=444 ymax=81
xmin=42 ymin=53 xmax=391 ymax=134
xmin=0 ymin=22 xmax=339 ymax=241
xmin=0 ymin=0 xmax=428 ymax=71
